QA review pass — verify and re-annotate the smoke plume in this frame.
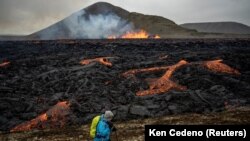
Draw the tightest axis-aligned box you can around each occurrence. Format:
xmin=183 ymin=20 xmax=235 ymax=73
xmin=37 ymin=10 xmax=134 ymax=39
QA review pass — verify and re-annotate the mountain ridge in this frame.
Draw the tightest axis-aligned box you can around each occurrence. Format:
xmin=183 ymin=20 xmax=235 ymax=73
xmin=1 ymin=2 xmax=250 ymax=40
xmin=181 ymin=22 xmax=250 ymax=34
xmin=29 ymin=2 xmax=196 ymax=39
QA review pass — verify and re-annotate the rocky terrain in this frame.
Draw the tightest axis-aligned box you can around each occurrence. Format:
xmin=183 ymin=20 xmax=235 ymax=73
xmin=29 ymin=2 xmax=195 ymax=39
xmin=0 ymin=39 xmax=250 ymax=134
xmin=0 ymin=107 xmax=250 ymax=141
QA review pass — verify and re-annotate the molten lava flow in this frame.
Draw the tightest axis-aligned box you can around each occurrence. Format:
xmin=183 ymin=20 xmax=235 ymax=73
xmin=123 ymin=60 xmax=188 ymax=96
xmin=80 ymin=57 xmax=113 ymax=67
xmin=108 ymin=30 xmax=160 ymax=39
xmin=122 ymin=66 xmax=170 ymax=78
xmin=0 ymin=61 xmax=10 ymax=67
xmin=11 ymin=101 xmax=70 ymax=132
xmin=154 ymin=35 xmax=161 ymax=39
xmin=202 ymin=60 xmax=240 ymax=75
xmin=137 ymin=79 xmax=187 ymax=96
xmin=121 ymin=30 xmax=149 ymax=39
xmin=123 ymin=59 xmax=240 ymax=96
xmin=137 ymin=60 xmax=188 ymax=96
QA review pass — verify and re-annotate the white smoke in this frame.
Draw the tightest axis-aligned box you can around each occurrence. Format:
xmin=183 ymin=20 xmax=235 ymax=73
xmin=37 ymin=10 xmax=134 ymax=39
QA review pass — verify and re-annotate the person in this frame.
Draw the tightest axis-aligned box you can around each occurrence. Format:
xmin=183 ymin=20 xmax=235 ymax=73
xmin=94 ymin=110 xmax=116 ymax=141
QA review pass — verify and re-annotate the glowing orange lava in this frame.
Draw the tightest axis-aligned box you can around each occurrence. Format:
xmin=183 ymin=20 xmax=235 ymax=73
xmin=11 ymin=101 xmax=70 ymax=132
xmin=108 ymin=30 xmax=160 ymax=39
xmin=154 ymin=35 xmax=161 ymax=39
xmin=122 ymin=66 xmax=170 ymax=78
xmin=80 ymin=57 xmax=113 ymax=67
xmin=123 ymin=60 xmax=188 ymax=96
xmin=137 ymin=60 xmax=188 ymax=96
xmin=0 ymin=61 xmax=10 ymax=67
xmin=202 ymin=59 xmax=240 ymax=75
xmin=123 ymin=59 xmax=241 ymax=96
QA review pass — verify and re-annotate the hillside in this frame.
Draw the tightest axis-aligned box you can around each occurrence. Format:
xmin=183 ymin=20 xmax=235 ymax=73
xmin=0 ymin=35 xmax=28 ymax=41
xmin=2 ymin=2 xmax=250 ymax=40
xmin=181 ymin=22 xmax=250 ymax=34
xmin=29 ymin=2 xmax=196 ymax=39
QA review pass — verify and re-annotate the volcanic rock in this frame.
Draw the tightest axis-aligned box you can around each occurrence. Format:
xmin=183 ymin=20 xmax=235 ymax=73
xmin=0 ymin=39 xmax=250 ymax=131
xmin=115 ymin=105 xmax=129 ymax=120
xmin=129 ymin=105 xmax=150 ymax=117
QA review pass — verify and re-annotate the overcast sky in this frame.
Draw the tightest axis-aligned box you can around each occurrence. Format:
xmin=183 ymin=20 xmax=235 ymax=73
xmin=0 ymin=0 xmax=250 ymax=35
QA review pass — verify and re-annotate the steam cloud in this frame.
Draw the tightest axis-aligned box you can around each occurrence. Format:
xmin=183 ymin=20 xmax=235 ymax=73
xmin=37 ymin=10 xmax=134 ymax=39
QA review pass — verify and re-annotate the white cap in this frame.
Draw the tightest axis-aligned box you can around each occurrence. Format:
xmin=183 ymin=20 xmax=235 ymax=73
xmin=104 ymin=110 xmax=114 ymax=121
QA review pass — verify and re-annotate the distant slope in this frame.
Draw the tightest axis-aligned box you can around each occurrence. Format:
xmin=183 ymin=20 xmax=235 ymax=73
xmin=125 ymin=12 xmax=196 ymax=38
xmin=2 ymin=2 xmax=250 ymax=40
xmin=0 ymin=35 xmax=28 ymax=41
xmin=181 ymin=22 xmax=250 ymax=34
xmin=29 ymin=2 xmax=196 ymax=39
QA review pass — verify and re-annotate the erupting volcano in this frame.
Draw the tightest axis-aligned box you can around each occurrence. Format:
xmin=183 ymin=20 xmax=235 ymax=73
xmin=11 ymin=2 xmax=249 ymax=40
xmin=0 ymin=2 xmax=250 ymax=140
xmin=10 ymin=101 xmax=70 ymax=132
xmin=108 ymin=30 xmax=160 ymax=39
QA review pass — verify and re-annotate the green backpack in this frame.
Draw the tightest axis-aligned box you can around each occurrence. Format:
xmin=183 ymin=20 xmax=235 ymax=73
xmin=90 ymin=115 xmax=101 ymax=138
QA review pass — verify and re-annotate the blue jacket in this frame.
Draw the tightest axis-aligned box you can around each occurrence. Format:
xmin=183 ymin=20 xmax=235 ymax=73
xmin=94 ymin=115 xmax=111 ymax=141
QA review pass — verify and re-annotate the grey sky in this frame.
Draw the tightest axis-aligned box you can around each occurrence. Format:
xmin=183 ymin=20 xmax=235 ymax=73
xmin=0 ymin=0 xmax=249 ymax=35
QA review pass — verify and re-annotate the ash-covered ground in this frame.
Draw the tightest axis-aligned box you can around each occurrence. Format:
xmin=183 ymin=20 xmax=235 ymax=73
xmin=0 ymin=39 xmax=250 ymax=132
xmin=1 ymin=107 xmax=250 ymax=141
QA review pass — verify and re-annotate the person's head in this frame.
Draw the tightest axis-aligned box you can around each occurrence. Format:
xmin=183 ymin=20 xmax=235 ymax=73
xmin=104 ymin=110 xmax=114 ymax=121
